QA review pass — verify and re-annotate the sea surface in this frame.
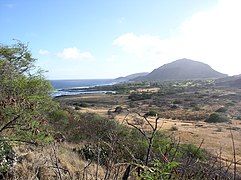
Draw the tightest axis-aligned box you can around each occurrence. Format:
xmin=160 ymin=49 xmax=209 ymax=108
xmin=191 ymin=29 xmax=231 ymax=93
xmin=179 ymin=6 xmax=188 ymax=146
xmin=50 ymin=79 xmax=115 ymax=97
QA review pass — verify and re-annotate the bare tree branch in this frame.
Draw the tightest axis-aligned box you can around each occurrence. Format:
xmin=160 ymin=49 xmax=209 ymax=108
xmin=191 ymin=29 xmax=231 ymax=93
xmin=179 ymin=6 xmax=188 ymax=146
xmin=0 ymin=115 xmax=20 ymax=133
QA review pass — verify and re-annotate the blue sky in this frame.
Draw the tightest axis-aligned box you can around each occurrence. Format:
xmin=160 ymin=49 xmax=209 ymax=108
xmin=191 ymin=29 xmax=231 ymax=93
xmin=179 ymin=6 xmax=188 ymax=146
xmin=1 ymin=0 xmax=241 ymax=79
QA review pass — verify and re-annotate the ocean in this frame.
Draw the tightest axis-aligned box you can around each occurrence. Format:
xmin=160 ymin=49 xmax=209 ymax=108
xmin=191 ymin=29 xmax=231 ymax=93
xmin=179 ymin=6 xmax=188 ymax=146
xmin=50 ymin=79 xmax=115 ymax=97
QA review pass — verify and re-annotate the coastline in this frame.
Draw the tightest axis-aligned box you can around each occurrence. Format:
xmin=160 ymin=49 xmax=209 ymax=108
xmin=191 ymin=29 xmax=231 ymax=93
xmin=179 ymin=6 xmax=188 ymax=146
xmin=50 ymin=79 xmax=118 ymax=97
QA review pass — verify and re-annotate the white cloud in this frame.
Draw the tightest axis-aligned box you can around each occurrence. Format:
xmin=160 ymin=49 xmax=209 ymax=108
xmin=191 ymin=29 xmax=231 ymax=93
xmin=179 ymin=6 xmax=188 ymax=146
xmin=38 ymin=49 xmax=50 ymax=55
xmin=113 ymin=0 xmax=241 ymax=75
xmin=57 ymin=47 xmax=93 ymax=60
xmin=113 ymin=33 xmax=163 ymax=59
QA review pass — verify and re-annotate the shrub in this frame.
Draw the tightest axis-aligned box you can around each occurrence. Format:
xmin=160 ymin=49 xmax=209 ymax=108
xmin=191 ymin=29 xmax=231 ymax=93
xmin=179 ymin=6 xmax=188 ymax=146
xmin=172 ymin=99 xmax=182 ymax=104
xmin=141 ymin=160 xmax=179 ymax=180
xmin=170 ymin=104 xmax=179 ymax=109
xmin=0 ymin=141 xmax=14 ymax=176
xmin=145 ymin=109 xmax=158 ymax=117
xmin=66 ymin=113 xmax=119 ymax=142
xmin=73 ymin=102 xmax=88 ymax=107
xmin=128 ymin=93 xmax=152 ymax=101
xmin=49 ymin=109 xmax=68 ymax=124
xmin=215 ymin=107 xmax=227 ymax=113
xmin=75 ymin=106 xmax=81 ymax=110
xmin=205 ymin=113 xmax=229 ymax=123
xmin=193 ymin=106 xmax=200 ymax=111
xmin=181 ymin=143 xmax=206 ymax=160
xmin=114 ymin=106 xmax=123 ymax=113
xmin=78 ymin=144 xmax=109 ymax=165
xmin=0 ymin=41 xmax=57 ymax=145
xmin=170 ymin=125 xmax=178 ymax=131
xmin=226 ymin=102 xmax=235 ymax=107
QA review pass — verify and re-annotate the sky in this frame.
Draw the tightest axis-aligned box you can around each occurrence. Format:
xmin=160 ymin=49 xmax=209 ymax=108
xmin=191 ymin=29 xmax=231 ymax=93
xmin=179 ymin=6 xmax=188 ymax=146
xmin=1 ymin=0 xmax=241 ymax=79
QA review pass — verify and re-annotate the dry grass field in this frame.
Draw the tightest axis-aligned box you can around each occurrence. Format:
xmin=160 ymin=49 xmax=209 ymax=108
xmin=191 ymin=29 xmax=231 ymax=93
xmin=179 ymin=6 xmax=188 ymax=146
xmin=58 ymin=90 xmax=241 ymax=173
xmin=55 ymin=84 xmax=241 ymax=175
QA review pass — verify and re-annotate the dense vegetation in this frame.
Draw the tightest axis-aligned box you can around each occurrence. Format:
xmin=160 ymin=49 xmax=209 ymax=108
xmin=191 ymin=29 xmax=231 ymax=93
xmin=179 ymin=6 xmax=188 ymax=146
xmin=0 ymin=41 xmax=58 ymax=178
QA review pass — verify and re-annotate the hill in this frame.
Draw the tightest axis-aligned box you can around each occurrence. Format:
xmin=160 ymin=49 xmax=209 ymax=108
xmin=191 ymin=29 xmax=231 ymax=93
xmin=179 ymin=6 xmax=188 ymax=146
xmin=134 ymin=58 xmax=227 ymax=81
xmin=114 ymin=72 xmax=148 ymax=82
xmin=215 ymin=74 xmax=241 ymax=88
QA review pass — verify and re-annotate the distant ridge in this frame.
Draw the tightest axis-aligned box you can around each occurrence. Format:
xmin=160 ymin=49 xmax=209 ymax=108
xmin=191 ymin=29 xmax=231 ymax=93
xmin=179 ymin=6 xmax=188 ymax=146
xmin=215 ymin=74 xmax=241 ymax=88
xmin=115 ymin=72 xmax=149 ymax=82
xmin=134 ymin=58 xmax=227 ymax=81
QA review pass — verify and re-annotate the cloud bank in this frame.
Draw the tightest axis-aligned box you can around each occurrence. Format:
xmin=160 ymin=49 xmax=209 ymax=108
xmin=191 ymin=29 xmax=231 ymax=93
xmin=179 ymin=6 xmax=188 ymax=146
xmin=113 ymin=0 xmax=241 ymax=75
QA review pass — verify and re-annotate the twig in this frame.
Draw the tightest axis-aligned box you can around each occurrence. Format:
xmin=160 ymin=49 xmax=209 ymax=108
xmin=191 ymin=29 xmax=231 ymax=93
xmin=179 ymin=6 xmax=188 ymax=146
xmin=0 ymin=138 xmax=38 ymax=146
xmin=229 ymin=128 xmax=237 ymax=180
xmin=0 ymin=115 xmax=20 ymax=133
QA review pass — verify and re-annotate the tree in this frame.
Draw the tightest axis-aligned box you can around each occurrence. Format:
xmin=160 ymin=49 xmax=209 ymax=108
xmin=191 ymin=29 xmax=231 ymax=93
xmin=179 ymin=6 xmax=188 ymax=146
xmin=0 ymin=41 xmax=56 ymax=144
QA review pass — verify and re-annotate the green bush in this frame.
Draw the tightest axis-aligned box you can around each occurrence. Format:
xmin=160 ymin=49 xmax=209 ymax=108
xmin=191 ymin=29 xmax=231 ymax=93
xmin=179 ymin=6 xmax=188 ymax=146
xmin=172 ymin=99 xmax=182 ymax=104
xmin=145 ymin=109 xmax=158 ymax=117
xmin=75 ymin=106 xmax=81 ymax=110
xmin=78 ymin=144 xmax=109 ymax=165
xmin=180 ymin=143 xmax=206 ymax=160
xmin=73 ymin=102 xmax=88 ymax=107
xmin=49 ymin=109 xmax=68 ymax=124
xmin=0 ymin=41 xmax=57 ymax=145
xmin=66 ymin=113 xmax=119 ymax=142
xmin=226 ymin=102 xmax=235 ymax=107
xmin=215 ymin=107 xmax=227 ymax=113
xmin=141 ymin=160 xmax=179 ymax=180
xmin=0 ymin=141 xmax=14 ymax=175
xmin=205 ymin=113 xmax=229 ymax=123
xmin=193 ymin=106 xmax=200 ymax=111
xmin=128 ymin=93 xmax=152 ymax=101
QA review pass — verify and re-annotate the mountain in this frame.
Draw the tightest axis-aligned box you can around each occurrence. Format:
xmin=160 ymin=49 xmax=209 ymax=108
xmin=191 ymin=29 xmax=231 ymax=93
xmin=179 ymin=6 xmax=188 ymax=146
xmin=215 ymin=75 xmax=241 ymax=88
xmin=115 ymin=72 xmax=149 ymax=82
xmin=134 ymin=58 xmax=227 ymax=81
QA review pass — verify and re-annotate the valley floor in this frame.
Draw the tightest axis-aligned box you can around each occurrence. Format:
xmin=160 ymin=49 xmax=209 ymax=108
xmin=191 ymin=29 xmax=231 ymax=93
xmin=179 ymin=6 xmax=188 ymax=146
xmin=57 ymin=89 xmax=241 ymax=173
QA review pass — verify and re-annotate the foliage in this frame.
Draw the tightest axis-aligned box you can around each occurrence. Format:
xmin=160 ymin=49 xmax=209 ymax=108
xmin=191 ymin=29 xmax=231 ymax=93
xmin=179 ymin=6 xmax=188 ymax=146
xmin=215 ymin=107 xmax=228 ymax=113
xmin=114 ymin=106 xmax=123 ymax=113
xmin=128 ymin=92 xmax=152 ymax=101
xmin=172 ymin=99 xmax=182 ymax=104
xmin=205 ymin=113 xmax=229 ymax=123
xmin=0 ymin=141 xmax=14 ymax=175
xmin=145 ymin=109 xmax=159 ymax=117
xmin=180 ymin=143 xmax=206 ymax=160
xmin=49 ymin=109 xmax=68 ymax=125
xmin=62 ymin=112 xmax=119 ymax=142
xmin=72 ymin=102 xmax=89 ymax=107
xmin=73 ymin=144 xmax=109 ymax=165
xmin=141 ymin=160 xmax=179 ymax=180
xmin=0 ymin=41 xmax=57 ymax=143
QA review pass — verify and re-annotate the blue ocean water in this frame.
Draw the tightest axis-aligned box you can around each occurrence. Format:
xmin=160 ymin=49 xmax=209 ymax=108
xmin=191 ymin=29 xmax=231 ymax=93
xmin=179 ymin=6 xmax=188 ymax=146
xmin=50 ymin=79 xmax=115 ymax=97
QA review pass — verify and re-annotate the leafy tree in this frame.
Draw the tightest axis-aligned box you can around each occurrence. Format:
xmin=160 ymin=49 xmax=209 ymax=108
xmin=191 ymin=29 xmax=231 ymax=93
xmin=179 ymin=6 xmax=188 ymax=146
xmin=0 ymin=41 xmax=56 ymax=144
